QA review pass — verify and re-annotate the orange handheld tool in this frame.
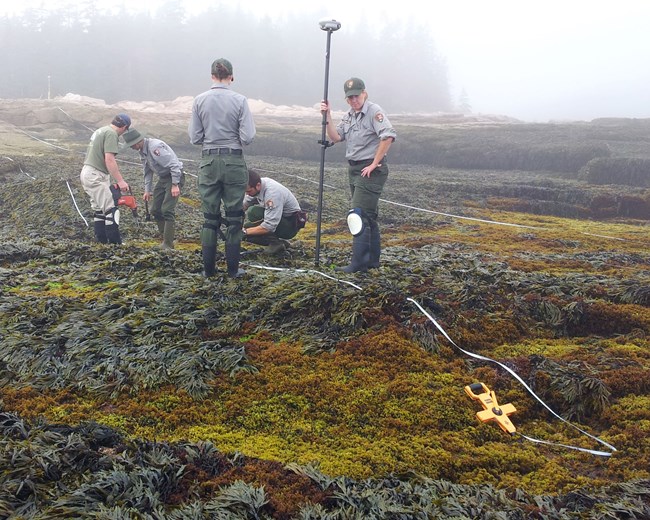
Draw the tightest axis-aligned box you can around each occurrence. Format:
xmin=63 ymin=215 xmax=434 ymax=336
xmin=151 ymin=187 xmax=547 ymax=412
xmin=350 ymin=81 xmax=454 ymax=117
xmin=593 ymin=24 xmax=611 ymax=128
xmin=110 ymin=184 xmax=139 ymax=220
xmin=465 ymin=382 xmax=517 ymax=434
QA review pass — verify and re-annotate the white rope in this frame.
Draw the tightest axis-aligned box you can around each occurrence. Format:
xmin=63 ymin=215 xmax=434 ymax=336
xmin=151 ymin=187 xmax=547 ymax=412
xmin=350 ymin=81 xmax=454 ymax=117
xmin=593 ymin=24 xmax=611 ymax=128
xmin=3 ymin=156 xmax=37 ymax=180
xmin=64 ymin=179 xmax=88 ymax=226
xmin=20 ymin=165 xmax=36 ymax=180
xmin=518 ymin=433 xmax=614 ymax=458
xmin=56 ymin=106 xmax=94 ymax=132
xmin=244 ymin=262 xmax=363 ymax=290
xmin=16 ymin=128 xmax=71 ymax=152
xmin=382 ymin=198 xmax=546 ymax=230
xmin=580 ymin=232 xmax=626 ymax=242
xmin=255 ymin=167 xmax=341 ymax=191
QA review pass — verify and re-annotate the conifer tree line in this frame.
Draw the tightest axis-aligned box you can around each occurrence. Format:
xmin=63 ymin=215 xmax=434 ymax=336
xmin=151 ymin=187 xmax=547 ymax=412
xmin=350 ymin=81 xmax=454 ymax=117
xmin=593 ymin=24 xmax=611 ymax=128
xmin=0 ymin=2 xmax=452 ymax=113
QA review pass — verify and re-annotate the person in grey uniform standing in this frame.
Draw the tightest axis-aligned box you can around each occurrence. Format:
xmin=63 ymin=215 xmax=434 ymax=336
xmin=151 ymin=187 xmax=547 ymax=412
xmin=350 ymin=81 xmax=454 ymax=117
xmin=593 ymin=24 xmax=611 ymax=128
xmin=320 ymin=77 xmax=397 ymax=272
xmin=188 ymin=57 xmax=256 ymax=278
xmin=242 ymin=168 xmax=305 ymax=255
xmin=80 ymin=113 xmax=132 ymax=245
xmin=122 ymin=128 xmax=185 ymax=249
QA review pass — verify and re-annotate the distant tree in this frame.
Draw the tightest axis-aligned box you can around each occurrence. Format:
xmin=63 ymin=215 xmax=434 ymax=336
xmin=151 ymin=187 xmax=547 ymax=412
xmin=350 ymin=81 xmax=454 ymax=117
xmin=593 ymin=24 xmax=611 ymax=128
xmin=458 ymin=88 xmax=472 ymax=114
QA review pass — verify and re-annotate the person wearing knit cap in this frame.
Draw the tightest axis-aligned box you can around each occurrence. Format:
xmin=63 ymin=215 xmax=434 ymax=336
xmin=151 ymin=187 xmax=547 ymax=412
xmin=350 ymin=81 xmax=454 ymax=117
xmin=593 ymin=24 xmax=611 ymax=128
xmin=79 ymin=113 xmax=132 ymax=245
xmin=123 ymin=128 xmax=185 ymax=249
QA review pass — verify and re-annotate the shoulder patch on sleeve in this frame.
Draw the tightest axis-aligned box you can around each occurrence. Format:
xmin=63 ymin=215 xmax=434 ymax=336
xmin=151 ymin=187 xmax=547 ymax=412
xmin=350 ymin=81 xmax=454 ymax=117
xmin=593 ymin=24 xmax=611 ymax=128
xmin=375 ymin=113 xmax=384 ymax=123
xmin=153 ymin=148 xmax=161 ymax=156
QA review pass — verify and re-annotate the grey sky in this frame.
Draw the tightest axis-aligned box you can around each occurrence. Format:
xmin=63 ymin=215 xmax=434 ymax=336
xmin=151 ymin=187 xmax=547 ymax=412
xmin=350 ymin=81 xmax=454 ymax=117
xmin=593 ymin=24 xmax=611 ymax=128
xmin=6 ymin=0 xmax=650 ymax=122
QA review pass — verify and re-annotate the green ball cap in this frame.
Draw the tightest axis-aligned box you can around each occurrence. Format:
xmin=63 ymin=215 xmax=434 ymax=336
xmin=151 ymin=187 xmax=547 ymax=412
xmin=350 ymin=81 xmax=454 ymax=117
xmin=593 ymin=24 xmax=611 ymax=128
xmin=344 ymin=77 xmax=365 ymax=97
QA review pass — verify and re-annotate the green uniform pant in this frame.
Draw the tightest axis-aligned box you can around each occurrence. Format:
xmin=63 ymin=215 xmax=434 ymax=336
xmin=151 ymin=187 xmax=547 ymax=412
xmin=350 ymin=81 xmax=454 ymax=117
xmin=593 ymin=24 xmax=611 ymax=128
xmin=244 ymin=206 xmax=299 ymax=239
xmin=348 ymin=160 xmax=389 ymax=221
xmin=197 ymin=154 xmax=247 ymax=247
xmin=151 ymin=173 xmax=185 ymax=222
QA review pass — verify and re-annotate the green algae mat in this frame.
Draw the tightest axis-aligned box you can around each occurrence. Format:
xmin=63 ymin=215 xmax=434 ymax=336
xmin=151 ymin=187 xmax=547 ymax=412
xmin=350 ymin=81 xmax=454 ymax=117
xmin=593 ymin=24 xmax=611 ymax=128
xmin=0 ymin=118 xmax=649 ymax=517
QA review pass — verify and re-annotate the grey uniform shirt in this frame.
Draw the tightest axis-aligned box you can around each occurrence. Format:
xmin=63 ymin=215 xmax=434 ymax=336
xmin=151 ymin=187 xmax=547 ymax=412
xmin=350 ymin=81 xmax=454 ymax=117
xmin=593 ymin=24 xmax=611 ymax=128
xmin=188 ymin=84 xmax=256 ymax=150
xmin=336 ymin=100 xmax=397 ymax=161
xmin=243 ymin=177 xmax=301 ymax=233
xmin=140 ymin=138 xmax=183 ymax=192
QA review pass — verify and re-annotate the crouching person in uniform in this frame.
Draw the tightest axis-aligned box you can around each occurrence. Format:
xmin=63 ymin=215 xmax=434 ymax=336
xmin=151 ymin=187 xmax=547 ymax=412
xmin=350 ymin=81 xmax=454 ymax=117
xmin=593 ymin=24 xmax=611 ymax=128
xmin=242 ymin=168 xmax=306 ymax=255
xmin=80 ymin=113 xmax=131 ymax=244
xmin=123 ymin=128 xmax=184 ymax=249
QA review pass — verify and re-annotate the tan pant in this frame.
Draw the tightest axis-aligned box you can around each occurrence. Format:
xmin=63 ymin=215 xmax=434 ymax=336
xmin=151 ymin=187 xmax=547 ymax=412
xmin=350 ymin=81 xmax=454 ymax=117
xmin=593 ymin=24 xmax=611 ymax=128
xmin=80 ymin=164 xmax=114 ymax=214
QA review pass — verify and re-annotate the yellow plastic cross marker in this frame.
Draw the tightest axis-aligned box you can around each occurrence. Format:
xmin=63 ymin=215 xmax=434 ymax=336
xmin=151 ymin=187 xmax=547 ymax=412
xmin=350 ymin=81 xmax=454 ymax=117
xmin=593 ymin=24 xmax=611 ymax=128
xmin=464 ymin=382 xmax=517 ymax=434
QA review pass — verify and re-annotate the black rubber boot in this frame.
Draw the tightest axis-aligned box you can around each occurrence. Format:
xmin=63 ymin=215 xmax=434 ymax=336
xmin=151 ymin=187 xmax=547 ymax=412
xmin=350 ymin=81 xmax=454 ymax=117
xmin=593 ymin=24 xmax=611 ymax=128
xmin=93 ymin=221 xmax=108 ymax=244
xmin=104 ymin=208 xmax=122 ymax=244
xmin=202 ymin=244 xmax=217 ymax=277
xmin=368 ymin=220 xmax=381 ymax=269
xmin=336 ymin=227 xmax=371 ymax=273
xmin=105 ymin=224 xmax=122 ymax=245
xmin=225 ymin=242 xmax=245 ymax=278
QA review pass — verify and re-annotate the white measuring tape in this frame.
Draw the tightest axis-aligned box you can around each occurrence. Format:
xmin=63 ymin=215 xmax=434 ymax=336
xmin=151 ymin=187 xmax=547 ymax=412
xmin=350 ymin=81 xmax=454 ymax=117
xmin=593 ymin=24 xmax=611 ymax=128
xmin=407 ymin=297 xmax=616 ymax=457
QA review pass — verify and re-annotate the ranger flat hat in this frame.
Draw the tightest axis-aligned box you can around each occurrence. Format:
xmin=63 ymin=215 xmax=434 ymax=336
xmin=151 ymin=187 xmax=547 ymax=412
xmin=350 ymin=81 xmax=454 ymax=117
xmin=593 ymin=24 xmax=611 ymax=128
xmin=123 ymin=128 xmax=144 ymax=147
